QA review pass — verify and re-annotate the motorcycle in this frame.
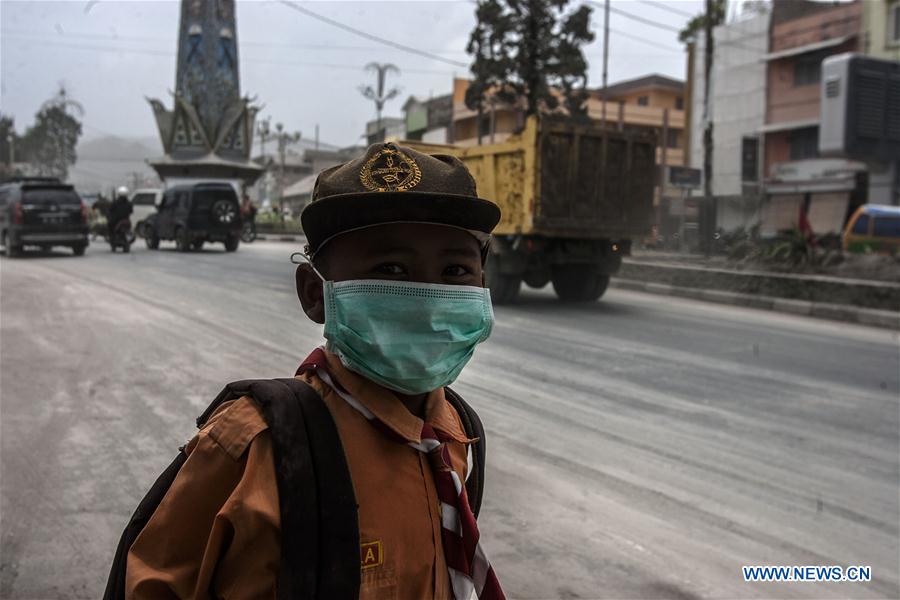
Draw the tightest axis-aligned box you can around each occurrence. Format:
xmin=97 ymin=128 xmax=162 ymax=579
xmin=240 ymin=221 xmax=257 ymax=243
xmin=110 ymin=218 xmax=135 ymax=253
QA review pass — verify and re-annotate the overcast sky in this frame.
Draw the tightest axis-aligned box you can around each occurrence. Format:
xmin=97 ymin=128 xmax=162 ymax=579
xmin=1 ymin=0 xmax=715 ymax=149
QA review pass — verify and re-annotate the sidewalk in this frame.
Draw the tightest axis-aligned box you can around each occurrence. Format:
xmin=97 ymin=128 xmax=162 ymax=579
xmin=616 ymin=258 xmax=900 ymax=329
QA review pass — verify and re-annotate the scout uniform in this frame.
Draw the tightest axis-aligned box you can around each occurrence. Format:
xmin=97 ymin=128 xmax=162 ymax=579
xmin=124 ymin=144 xmax=505 ymax=599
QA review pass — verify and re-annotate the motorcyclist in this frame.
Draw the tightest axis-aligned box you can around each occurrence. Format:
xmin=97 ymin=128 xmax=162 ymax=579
xmin=108 ymin=186 xmax=133 ymax=243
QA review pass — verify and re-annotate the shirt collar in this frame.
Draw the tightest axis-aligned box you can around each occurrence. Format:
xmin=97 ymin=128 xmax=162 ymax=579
xmin=321 ymin=350 xmax=472 ymax=445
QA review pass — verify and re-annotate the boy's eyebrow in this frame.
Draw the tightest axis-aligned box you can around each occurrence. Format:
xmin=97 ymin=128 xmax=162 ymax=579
xmin=367 ymin=245 xmax=417 ymax=256
xmin=441 ymin=247 xmax=481 ymax=260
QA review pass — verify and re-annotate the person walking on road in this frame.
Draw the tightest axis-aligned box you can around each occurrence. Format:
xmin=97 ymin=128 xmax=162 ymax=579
xmin=107 ymin=143 xmax=506 ymax=600
xmin=240 ymin=189 xmax=257 ymax=240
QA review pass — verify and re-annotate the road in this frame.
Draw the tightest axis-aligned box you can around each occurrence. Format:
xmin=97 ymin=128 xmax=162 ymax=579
xmin=1 ymin=240 xmax=898 ymax=600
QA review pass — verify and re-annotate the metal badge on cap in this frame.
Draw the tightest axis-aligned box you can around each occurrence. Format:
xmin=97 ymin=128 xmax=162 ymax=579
xmin=359 ymin=146 xmax=422 ymax=192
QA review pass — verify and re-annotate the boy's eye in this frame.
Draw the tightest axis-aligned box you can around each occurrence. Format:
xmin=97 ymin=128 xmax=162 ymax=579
xmin=373 ymin=263 xmax=406 ymax=276
xmin=443 ymin=265 xmax=472 ymax=278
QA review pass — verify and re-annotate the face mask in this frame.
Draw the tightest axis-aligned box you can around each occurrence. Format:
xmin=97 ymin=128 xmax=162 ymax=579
xmin=321 ymin=278 xmax=494 ymax=395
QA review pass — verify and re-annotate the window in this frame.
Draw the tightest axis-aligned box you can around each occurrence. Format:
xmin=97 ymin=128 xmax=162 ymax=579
xmin=891 ymin=1 xmax=900 ymax=44
xmin=873 ymin=216 xmax=900 ymax=237
xmin=675 ymin=97 xmax=684 ymax=110
xmin=666 ymin=129 xmax=680 ymax=149
xmin=851 ymin=214 xmax=870 ymax=235
xmin=789 ymin=127 xmax=819 ymax=160
xmin=132 ymin=193 xmax=157 ymax=206
xmin=741 ymin=137 xmax=759 ymax=182
xmin=794 ymin=55 xmax=822 ymax=86
xmin=637 ymin=96 xmax=649 ymax=106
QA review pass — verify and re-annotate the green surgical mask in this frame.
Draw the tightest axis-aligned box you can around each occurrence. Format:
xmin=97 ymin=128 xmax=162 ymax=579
xmin=322 ymin=278 xmax=494 ymax=395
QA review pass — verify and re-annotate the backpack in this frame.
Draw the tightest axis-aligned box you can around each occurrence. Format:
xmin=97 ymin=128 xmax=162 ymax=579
xmin=103 ymin=378 xmax=487 ymax=600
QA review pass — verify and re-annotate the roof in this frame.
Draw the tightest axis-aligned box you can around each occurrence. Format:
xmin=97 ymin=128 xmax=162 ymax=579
xmin=283 ymin=173 xmax=319 ymax=199
xmin=861 ymin=204 xmax=900 ymax=217
xmin=596 ymin=74 xmax=684 ymax=98
xmin=764 ymin=35 xmax=855 ymax=60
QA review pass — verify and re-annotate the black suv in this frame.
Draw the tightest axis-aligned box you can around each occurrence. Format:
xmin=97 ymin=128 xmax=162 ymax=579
xmin=0 ymin=177 xmax=89 ymax=257
xmin=145 ymin=183 xmax=242 ymax=252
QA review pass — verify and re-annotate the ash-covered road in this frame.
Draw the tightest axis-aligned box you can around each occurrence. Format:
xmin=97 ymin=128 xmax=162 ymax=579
xmin=1 ymin=241 xmax=897 ymax=599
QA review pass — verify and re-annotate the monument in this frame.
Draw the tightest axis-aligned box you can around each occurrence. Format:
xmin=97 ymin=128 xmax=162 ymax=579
xmin=147 ymin=0 xmax=263 ymax=184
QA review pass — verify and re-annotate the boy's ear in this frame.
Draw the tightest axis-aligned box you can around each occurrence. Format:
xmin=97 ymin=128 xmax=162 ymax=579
xmin=295 ymin=264 xmax=325 ymax=324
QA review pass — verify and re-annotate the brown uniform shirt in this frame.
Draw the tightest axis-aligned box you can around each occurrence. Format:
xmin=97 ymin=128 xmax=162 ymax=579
xmin=126 ymin=350 xmax=473 ymax=599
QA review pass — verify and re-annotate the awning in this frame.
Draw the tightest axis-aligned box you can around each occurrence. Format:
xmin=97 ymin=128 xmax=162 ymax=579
xmin=763 ymin=35 xmax=854 ymax=61
xmin=759 ymin=119 xmax=820 ymax=134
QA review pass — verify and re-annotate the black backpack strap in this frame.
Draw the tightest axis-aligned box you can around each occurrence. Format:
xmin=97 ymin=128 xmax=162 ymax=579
xmin=276 ymin=378 xmax=359 ymax=599
xmin=231 ymin=378 xmax=359 ymax=600
xmin=444 ymin=387 xmax=487 ymax=519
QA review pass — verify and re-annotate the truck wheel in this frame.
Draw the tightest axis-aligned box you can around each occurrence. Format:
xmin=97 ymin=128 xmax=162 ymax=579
xmin=551 ymin=266 xmax=610 ymax=302
xmin=485 ymin=257 xmax=520 ymax=304
xmin=224 ymin=235 xmax=239 ymax=252
xmin=523 ymin=270 xmax=551 ymax=289
xmin=72 ymin=244 xmax=86 ymax=256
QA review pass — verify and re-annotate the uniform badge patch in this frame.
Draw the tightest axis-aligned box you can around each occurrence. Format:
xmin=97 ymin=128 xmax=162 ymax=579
xmin=360 ymin=540 xmax=384 ymax=570
xmin=360 ymin=147 xmax=422 ymax=192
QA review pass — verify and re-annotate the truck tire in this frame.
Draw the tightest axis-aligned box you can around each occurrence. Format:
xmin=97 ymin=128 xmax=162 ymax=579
xmin=485 ymin=257 xmax=521 ymax=304
xmin=551 ymin=266 xmax=610 ymax=302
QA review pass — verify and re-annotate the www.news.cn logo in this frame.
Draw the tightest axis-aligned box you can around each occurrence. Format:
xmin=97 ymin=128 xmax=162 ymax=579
xmin=743 ymin=565 xmax=872 ymax=582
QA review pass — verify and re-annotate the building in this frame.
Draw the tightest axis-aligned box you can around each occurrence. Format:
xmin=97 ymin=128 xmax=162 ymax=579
xmin=761 ymin=0 xmax=867 ymax=238
xmin=146 ymin=0 xmax=263 ymax=186
xmin=365 ymin=117 xmax=405 ymax=145
xmin=690 ymin=8 xmax=771 ymax=232
xmin=862 ymin=0 xmax=900 ymax=60
xmin=403 ymin=94 xmax=454 ymax=143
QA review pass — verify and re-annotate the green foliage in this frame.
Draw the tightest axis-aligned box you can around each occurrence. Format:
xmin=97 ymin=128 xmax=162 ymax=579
xmin=679 ymin=0 xmax=726 ymax=45
xmin=466 ymin=0 xmax=594 ymax=119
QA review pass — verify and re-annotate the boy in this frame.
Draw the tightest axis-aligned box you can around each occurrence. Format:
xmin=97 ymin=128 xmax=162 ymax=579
xmin=122 ymin=143 xmax=505 ymax=599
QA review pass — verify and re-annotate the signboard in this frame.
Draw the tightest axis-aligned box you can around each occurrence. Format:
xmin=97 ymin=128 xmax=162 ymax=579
xmin=667 ymin=166 xmax=702 ymax=188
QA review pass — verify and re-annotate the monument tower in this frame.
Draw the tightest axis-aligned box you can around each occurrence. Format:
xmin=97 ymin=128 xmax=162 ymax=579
xmin=147 ymin=0 xmax=263 ymax=184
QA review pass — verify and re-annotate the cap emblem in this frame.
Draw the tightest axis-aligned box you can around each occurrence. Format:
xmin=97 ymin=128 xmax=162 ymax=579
xmin=360 ymin=147 xmax=422 ymax=192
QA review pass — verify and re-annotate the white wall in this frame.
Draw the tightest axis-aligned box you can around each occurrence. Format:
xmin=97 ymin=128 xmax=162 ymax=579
xmin=690 ymin=11 xmax=770 ymax=230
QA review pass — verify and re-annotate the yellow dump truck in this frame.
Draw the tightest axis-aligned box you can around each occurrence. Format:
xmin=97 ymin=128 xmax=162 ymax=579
xmin=406 ymin=116 xmax=657 ymax=303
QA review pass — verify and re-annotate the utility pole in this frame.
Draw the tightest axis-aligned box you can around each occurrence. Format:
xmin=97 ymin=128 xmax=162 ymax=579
xmin=359 ymin=63 xmax=401 ymax=143
xmin=257 ymin=117 xmax=272 ymax=207
xmin=274 ymin=122 xmax=300 ymax=223
xmin=601 ymin=0 xmax=610 ymax=126
xmin=701 ymin=0 xmax=716 ymax=256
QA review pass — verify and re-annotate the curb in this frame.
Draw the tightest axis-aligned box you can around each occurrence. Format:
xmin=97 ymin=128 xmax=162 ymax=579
xmin=610 ymin=278 xmax=900 ymax=330
xmin=255 ymin=235 xmax=303 ymax=242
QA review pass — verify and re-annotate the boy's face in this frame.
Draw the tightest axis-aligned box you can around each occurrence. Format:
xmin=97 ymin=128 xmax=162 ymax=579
xmin=296 ymin=222 xmax=485 ymax=324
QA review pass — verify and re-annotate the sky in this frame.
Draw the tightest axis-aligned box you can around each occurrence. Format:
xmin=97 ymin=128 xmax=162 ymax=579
xmin=0 ymin=0 xmax=716 ymax=149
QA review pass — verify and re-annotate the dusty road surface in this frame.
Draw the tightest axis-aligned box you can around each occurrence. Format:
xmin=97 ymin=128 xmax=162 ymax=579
xmin=1 ymin=240 xmax=898 ymax=599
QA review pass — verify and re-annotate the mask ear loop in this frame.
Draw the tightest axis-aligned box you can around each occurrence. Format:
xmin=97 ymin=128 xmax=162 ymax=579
xmin=290 ymin=251 xmax=326 ymax=282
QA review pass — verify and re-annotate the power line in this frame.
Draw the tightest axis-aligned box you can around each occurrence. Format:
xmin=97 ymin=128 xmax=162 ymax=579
xmin=0 ymin=34 xmax=456 ymax=75
xmin=598 ymin=24 xmax=682 ymax=52
xmin=636 ymin=0 xmax=697 ymax=19
xmin=606 ymin=4 xmax=683 ymax=34
xmin=276 ymin=0 xmax=468 ymax=68
xmin=0 ymin=27 xmax=471 ymax=56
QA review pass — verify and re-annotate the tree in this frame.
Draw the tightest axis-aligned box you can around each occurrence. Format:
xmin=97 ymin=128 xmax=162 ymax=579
xmin=466 ymin=0 xmax=594 ymax=123
xmin=20 ymin=86 xmax=83 ymax=180
xmin=678 ymin=0 xmax=726 ymax=45
xmin=466 ymin=0 xmax=515 ymax=142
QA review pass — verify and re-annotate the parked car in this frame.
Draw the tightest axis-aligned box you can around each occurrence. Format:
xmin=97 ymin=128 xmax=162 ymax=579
xmin=129 ymin=188 xmax=162 ymax=238
xmin=144 ymin=182 xmax=242 ymax=252
xmin=843 ymin=204 xmax=900 ymax=255
xmin=0 ymin=177 xmax=89 ymax=257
